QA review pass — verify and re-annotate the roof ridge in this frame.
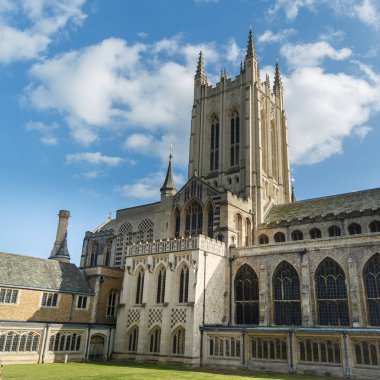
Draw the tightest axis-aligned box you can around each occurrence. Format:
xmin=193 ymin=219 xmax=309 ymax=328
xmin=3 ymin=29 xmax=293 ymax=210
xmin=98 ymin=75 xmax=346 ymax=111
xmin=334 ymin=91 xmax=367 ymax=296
xmin=0 ymin=252 xmax=76 ymax=266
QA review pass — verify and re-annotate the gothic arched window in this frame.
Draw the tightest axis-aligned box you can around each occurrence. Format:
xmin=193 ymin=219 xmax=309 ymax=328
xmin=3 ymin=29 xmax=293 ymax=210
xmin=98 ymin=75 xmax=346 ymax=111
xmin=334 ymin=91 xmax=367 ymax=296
xmin=172 ymin=327 xmax=185 ymax=355
xmin=291 ymin=230 xmax=303 ymax=241
xmin=245 ymin=218 xmax=252 ymax=246
xmin=271 ymin=122 xmax=278 ymax=179
xmin=89 ymin=242 xmax=98 ymax=267
xmin=128 ymin=326 xmax=138 ymax=352
xmin=261 ymin=110 xmax=267 ymax=173
xmin=259 ymin=235 xmax=269 ymax=245
xmin=185 ymin=200 xmax=203 ymax=236
xmin=174 ymin=208 xmax=180 ymax=238
xmin=273 ymin=262 xmax=301 ymax=325
xmin=310 ymin=228 xmax=322 ymax=239
xmin=135 ymin=269 xmax=145 ymax=305
xmin=235 ymin=264 xmax=259 ymax=324
xmin=363 ymin=254 xmax=380 ymax=326
xmin=149 ymin=326 xmax=161 ymax=353
xmin=230 ymin=109 xmax=240 ymax=167
xmin=179 ymin=265 xmax=189 ymax=303
xmin=369 ymin=221 xmax=380 ymax=233
xmin=206 ymin=202 xmax=214 ymax=238
xmin=156 ymin=267 xmax=166 ymax=304
xmin=210 ymin=115 xmax=219 ymax=171
xmin=104 ymin=240 xmax=112 ymax=266
xmin=235 ymin=213 xmax=243 ymax=246
xmin=274 ymin=232 xmax=286 ymax=243
xmin=315 ymin=258 xmax=349 ymax=326
xmin=348 ymin=223 xmax=362 ymax=235
xmin=328 ymin=225 xmax=341 ymax=237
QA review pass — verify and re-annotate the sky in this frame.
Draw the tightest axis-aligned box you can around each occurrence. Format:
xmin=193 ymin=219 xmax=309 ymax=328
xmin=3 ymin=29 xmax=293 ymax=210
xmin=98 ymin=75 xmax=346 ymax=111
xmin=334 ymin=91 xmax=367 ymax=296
xmin=1 ymin=0 xmax=380 ymax=265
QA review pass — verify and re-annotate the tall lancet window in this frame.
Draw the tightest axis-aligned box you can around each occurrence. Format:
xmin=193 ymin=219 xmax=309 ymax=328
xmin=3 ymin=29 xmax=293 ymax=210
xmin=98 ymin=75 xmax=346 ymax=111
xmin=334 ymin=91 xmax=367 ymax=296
xmin=210 ymin=115 xmax=219 ymax=171
xmin=271 ymin=121 xmax=278 ymax=179
xmin=230 ymin=109 xmax=240 ymax=167
xmin=261 ymin=110 xmax=267 ymax=173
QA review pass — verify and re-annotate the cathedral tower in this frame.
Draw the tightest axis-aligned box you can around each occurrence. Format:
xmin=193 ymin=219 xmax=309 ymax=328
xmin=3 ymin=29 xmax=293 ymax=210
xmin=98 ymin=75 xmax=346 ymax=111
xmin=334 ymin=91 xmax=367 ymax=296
xmin=188 ymin=29 xmax=291 ymax=224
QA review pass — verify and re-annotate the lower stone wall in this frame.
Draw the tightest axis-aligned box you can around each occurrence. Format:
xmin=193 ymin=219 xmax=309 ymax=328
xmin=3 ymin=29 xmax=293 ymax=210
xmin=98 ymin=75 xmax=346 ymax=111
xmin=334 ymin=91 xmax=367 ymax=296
xmin=202 ymin=327 xmax=380 ymax=379
xmin=0 ymin=321 xmax=114 ymax=364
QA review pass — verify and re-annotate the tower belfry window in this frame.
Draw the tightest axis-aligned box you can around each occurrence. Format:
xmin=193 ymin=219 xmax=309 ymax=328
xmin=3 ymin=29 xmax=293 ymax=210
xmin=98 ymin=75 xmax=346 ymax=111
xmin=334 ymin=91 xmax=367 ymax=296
xmin=230 ymin=110 xmax=240 ymax=167
xmin=210 ymin=116 xmax=219 ymax=171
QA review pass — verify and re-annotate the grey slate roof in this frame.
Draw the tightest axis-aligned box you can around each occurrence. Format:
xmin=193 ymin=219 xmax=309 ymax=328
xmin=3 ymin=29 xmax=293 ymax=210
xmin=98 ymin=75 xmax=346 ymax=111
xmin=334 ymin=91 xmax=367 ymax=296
xmin=265 ymin=187 xmax=380 ymax=224
xmin=0 ymin=252 xmax=93 ymax=294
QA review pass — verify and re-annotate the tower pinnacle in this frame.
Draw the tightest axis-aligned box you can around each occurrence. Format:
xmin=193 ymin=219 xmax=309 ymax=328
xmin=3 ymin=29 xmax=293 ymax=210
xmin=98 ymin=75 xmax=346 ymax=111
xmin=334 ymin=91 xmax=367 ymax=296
xmin=245 ymin=27 xmax=255 ymax=59
xmin=195 ymin=51 xmax=205 ymax=80
xmin=273 ymin=58 xmax=283 ymax=93
xmin=160 ymin=148 xmax=177 ymax=195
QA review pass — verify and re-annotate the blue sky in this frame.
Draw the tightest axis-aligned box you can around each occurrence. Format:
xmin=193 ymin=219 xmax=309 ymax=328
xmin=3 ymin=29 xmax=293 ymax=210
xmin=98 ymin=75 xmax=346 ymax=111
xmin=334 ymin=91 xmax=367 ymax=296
xmin=1 ymin=0 xmax=380 ymax=265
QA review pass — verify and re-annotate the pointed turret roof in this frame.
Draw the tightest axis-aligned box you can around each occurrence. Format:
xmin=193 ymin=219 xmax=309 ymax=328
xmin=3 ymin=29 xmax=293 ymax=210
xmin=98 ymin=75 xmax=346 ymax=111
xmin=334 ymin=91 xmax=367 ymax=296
xmin=245 ymin=28 xmax=256 ymax=59
xmin=195 ymin=50 xmax=205 ymax=79
xmin=160 ymin=151 xmax=176 ymax=193
xmin=273 ymin=58 xmax=283 ymax=93
xmin=50 ymin=231 xmax=70 ymax=261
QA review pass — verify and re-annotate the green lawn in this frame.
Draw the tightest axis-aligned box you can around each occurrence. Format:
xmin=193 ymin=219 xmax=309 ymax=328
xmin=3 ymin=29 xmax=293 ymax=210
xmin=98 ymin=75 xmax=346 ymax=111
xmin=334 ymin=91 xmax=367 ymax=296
xmin=2 ymin=362 xmax=337 ymax=380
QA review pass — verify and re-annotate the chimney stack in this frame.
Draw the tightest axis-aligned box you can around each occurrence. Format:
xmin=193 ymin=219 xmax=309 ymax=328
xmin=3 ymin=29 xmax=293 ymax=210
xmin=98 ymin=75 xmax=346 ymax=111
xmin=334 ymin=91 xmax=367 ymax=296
xmin=49 ymin=210 xmax=71 ymax=262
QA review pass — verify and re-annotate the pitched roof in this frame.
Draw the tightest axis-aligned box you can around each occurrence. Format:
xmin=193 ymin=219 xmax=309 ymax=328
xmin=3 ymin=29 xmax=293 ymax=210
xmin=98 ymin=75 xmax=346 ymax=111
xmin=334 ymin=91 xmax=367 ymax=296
xmin=265 ymin=187 xmax=380 ymax=224
xmin=0 ymin=252 xmax=93 ymax=294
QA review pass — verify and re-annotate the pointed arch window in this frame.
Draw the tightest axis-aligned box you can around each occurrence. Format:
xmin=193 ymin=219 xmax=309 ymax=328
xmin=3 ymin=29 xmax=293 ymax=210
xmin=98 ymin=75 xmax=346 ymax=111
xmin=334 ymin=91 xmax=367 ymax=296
xmin=156 ymin=267 xmax=166 ymax=304
xmin=89 ymin=242 xmax=98 ymax=267
xmin=230 ymin=109 xmax=240 ymax=167
xmin=174 ymin=208 xmax=180 ymax=238
xmin=172 ymin=327 xmax=185 ymax=355
xmin=235 ymin=264 xmax=259 ymax=324
xmin=245 ymin=218 xmax=252 ymax=246
xmin=271 ymin=122 xmax=278 ymax=179
xmin=328 ymin=225 xmax=341 ymax=237
xmin=206 ymin=203 xmax=214 ymax=238
xmin=149 ymin=327 xmax=161 ymax=353
xmin=185 ymin=200 xmax=203 ymax=237
xmin=235 ymin=213 xmax=243 ymax=246
xmin=104 ymin=240 xmax=111 ymax=266
xmin=273 ymin=262 xmax=301 ymax=325
xmin=363 ymin=254 xmax=380 ymax=326
xmin=135 ymin=269 xmax=145 ymax=305
xmin=179 ymin=265 xmax=189 ymax=303
xmin=315 ymin=258 xmax=349 ymax=326
xmin=369 ymin=221 xmax=380 ymax=233
xmin=261 ymin=111 xmax=267 ymax=173
xmin=128 ymin=326 xmax=138 ymax=352
xmin=210 ymin=115 xmax=219 ymax=171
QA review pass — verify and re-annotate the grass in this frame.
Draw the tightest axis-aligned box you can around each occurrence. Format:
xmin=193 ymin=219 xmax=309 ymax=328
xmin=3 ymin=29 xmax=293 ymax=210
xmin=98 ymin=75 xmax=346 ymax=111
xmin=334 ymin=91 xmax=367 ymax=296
xmin=2 ymin=361 xmax=338 ymax=380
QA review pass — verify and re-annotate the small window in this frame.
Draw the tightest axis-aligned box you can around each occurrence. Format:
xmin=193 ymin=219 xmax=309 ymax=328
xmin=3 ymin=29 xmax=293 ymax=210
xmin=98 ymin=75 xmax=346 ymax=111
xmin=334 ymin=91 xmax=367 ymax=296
xmin=107 ymin=290 xmax=118 ymax=318
xmin=310 ymin=228 xmax=322 ymax=239
xmin=77 ymin=296 xmax=88 ymax=310
xmin=328 ymin=225 xmax=341 ymax=237
xmin=348 ymin=223 xmax=362 ymax=235
xmin=41 ymin=292 xmax=58 ymax=307
xmin=0 ymin=288 xmax=19 ymax=304
xmin=259 ymin=235 xmax=269 ymax=244
xmin=235 ymin=177 xmax=239 ymax=183
xmin=274 ymin=232 xmax=286 ymax=243
xmin=369 ymin=220 xmax=380 ymax=233
xmin=291 ymin=230 xmax=303 ymax=241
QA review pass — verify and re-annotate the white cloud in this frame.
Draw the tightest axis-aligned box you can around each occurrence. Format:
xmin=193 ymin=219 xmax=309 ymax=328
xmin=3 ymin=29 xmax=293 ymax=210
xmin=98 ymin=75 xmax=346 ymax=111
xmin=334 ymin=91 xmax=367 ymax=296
xmin=25 ymin=120 xmax=58 ymax=145
xmin=116 ymin=171 xmax=185 ymax=201
xmin=257 ymin=29 xmax=296 ymax=44
xmin=66 ymin=152 xmax=124 ymax=166
xmin=270 ymin=0 xmax=380 ymax=28
xmin=280 ymin=41 xmax=352 ymax=68
xmin=226 ymin=39 xmax=243 ymax=63
xmin=82 ymin=170 xmax=101 ymax=179
xmin=0 ymin=0 xmax=87 ymax=63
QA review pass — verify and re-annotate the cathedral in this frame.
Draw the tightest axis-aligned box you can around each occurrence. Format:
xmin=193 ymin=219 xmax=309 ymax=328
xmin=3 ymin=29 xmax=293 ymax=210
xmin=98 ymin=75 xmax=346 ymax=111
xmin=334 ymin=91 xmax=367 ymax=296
xmin=1 ymin=29 xmax=380 ymax=379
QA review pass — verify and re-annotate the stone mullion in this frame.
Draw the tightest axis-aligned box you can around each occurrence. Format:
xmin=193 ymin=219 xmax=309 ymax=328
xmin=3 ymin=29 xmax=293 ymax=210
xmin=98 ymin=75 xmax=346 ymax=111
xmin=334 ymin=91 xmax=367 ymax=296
xmin=259 ymin=264 xmax=269 ymax=325
xmin=300 ymin=253 xmax=313 ymax=326
xmin=347 ymin=257 xmax=362 ymax=326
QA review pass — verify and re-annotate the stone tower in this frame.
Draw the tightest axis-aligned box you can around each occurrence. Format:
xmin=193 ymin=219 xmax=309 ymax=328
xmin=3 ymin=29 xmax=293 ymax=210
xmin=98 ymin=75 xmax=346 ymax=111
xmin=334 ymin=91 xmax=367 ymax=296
xmin=188 ymin=29 xmax=291 ymax=224
xmin=49 ymin=210 xmax=70 ymax=263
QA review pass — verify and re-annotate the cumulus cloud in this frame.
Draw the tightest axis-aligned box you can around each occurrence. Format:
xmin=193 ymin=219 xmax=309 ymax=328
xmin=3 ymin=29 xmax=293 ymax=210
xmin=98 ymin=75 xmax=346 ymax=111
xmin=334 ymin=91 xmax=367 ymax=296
xmin=270 ymin=0 xmax=380 ymax=28
xmin=25 ymin=121 xmax=58 ymax=145
xmin=66 ymin=152 xmax=124 ymax=166
xmin=116 ymin=171 xmax=185 ymax=201
xmin=257 ymin=29 xmax=296 ymax=44
xmin=280 ymin=41 xmax=352 ymax=68
xmin=0 ymin=0 xmax=87 ymax=63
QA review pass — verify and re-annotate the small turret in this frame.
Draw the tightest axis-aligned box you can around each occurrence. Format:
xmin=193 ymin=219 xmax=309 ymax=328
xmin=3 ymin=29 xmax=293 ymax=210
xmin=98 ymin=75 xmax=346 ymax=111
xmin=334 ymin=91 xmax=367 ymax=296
xmin=160 ymin=148 xmax=177 ymax=198
xmin=195 ymin=51 xmax=206 ymax=84
xmin=50 ymin=210 xmax=71 ymax=263
xmin=273 ymin=58 xmax=283 ymax=94
xmin=244 ymin=27 xmax=259 ymax=83
xmin=245 ymin=28 xmax=255 ymax=59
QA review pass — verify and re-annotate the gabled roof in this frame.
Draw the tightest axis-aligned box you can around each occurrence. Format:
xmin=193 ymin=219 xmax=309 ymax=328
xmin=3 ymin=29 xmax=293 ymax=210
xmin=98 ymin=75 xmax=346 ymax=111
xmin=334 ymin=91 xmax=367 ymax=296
xmin=0 ymin=252 xmax=93 ymax=294
xmin=265 ymin=187 xmax=380 ymax=224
